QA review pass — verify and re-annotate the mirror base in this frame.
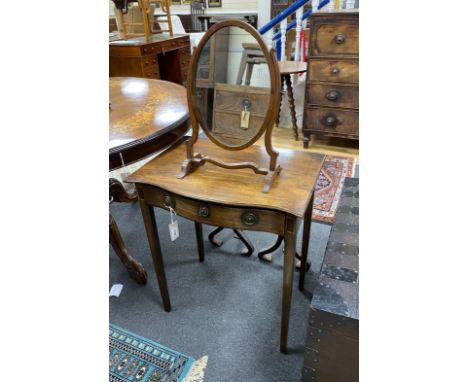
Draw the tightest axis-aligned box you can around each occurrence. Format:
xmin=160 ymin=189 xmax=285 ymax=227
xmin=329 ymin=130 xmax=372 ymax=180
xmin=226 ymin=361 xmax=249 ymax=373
xmin=177 ymin=154 xmax=281 ymax=193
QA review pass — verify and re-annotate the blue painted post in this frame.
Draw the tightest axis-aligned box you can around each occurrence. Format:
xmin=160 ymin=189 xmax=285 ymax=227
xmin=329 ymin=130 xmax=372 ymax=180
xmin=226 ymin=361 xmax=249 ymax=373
xmin=276 ymin=38 xmax=281 ymax=60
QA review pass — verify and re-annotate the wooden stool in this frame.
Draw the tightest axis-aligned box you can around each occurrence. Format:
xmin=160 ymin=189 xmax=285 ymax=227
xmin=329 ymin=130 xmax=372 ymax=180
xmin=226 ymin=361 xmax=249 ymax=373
xmin=236 ymin=43 xmax=266 ymax=85
xmin=277 ymin=61 xmax=307 ymax=141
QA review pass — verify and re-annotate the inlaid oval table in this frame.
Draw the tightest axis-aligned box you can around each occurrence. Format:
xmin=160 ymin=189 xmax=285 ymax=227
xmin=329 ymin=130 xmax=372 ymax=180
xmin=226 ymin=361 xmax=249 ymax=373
xmin=109 ymin=77 xmax=190 ymax=284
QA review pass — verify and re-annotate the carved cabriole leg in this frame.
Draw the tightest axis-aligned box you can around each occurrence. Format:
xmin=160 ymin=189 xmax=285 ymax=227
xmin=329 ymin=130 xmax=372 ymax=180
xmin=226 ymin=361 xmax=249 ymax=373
xmin=109 ymin=214 xmax=148 ymax=284
xmin=195 ymin=222 xmax=205 ymax=262
xmin=109 ymin=178 xmax=137 ymax=203
xmin=138 ymin=194 xmax=171 ymax=312
xmin=280 ymin=215 xmax=297 ymax=354
xmin=284 ymin=74 xmax=299 ymax=141
xmin=299 ymin=192 xmax=314 ymax=290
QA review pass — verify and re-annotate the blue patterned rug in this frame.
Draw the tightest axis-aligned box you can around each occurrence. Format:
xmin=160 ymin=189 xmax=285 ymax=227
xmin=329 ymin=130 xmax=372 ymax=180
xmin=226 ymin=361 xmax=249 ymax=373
xmin=109 ymin=324 xmax=196 ymax=382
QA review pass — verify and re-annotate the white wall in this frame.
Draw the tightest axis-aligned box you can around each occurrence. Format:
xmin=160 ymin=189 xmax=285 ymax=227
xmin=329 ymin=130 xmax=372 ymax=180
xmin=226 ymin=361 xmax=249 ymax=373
xmin=110 ymin=1 xmax=258 ymax=16
xmin=169 ymin=0 xmax=257 ymax=15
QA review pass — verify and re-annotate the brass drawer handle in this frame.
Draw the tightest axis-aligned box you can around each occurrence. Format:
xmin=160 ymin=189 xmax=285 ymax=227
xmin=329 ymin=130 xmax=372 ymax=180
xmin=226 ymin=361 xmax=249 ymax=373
xmin=241 ymin=211 xmax=258 ymax=226
xmin=323 ymin=114 xmax=338 ymax=127
xmin=335 ymin=34 xmax=346 ymax=44
xmin=163 ymin=194 xmax=175 ymax=208
xmin=198 ymin=205 xmax=210 ymax=218
xmin=326 ymin=90 xmax=340 ymax=101
xmin=331 ymin=67 xmax=340 ymax=75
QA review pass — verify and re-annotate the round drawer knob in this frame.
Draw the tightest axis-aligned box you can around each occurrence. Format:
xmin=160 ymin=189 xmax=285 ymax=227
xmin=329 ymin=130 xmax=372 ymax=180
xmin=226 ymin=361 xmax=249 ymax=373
xmin=241 ymin=211 xmax=258 ymax=226
xmin=326 ymin=90 xmax=340 ymax=101
xmin=335 ymin=34 xmax=346 ymax=44
xmin=331 ymin=67 xmax=340 ymax=75
xmin=198 ymin=206 xmax=210 ymax=218
xmin=163 ymin=194 xmax=175 ymax=208
xmin=324 ymin=115 xmax=337 ymax=127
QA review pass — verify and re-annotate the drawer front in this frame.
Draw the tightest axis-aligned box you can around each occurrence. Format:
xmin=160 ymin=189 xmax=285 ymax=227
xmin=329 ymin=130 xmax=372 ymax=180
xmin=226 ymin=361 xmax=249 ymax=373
xmin=307 ymin=83 xmax=358 ymax=109
xmin=308 ymin=59 xmax=358 ymax=84
xmin=310 ymin=21 xmax=358 ymax=57
xmin=139 ymin=186 xmax=286 ymax=235
xmin=142 ymin=55 xmax=158 ymax=67
xmin=304 ymin=107 xmax=358 ymax=137
xmin=109 ymin=45 xmax=142 ymax=57
xmin=160 ymin=38 xmax=190 ymax=54
xmin=143 ymin=64 xmax=160 ymax=79
xmin=141 ymin=44 xmax=160 ymax=55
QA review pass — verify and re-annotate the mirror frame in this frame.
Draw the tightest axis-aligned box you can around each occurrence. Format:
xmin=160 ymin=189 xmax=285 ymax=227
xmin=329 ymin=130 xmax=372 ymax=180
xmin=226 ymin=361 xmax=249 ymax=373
xmin=188 ymin=20 xmax=278 ymax=151
xmin=178 ymin=19 xmax=282 ymax=193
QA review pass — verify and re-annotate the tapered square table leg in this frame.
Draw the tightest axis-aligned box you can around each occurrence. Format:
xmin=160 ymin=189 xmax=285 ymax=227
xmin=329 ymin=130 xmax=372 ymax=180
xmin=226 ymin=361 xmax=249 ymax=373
xmin=194 ymin=222 xmax=205 ymax=262
xmin=299 ymin=193 xmax=314 ymax=290
xmin=280 ymin=216 xmax=297 ymax=353
xmin=138 ymin=199 xmax=171 ymax=312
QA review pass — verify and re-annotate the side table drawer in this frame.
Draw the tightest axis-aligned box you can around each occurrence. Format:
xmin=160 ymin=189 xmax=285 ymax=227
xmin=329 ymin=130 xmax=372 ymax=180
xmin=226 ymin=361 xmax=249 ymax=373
xmin=143 ymin=65 xmax=160 ymax=79
xmin=310 ymin=21 xmax=358 ymax=57
xmin=304 ymin=107 xmax=358 ymax=137
xmin=308 ymin=59 xmax=358 ymax=84
xmin=306 ymin=83 xmax=358 ymax=109
xmin=138 ymin=186 xmax=286 ymax=235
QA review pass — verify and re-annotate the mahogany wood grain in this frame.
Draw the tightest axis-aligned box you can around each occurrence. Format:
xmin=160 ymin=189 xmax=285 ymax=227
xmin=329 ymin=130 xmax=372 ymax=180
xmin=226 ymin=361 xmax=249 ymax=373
xmin=299 ymin=194 xmax=314 ymax=290
xmin=281 ymin=215 xmax=297 ymax=353
xmin=109 ymin=77 xmax=190 ymax=286
xmin=109 ymin=34 xmax=191 ymax=84
xmin=304 ymin=11 xmax=359 ymax=148
xmin=109 ymin=77 xmax=190 ymax=171
xmin=128 ymin=138 xmax=324 ymax=352
xmin=181 ymin=19 xmax=282 ymax=190
xmin=126 ymin=139 xmax=324 ymax=218
xmin=307 ymin=59 xmax=359 ymax=84
xmin=304 ymin=107 xmax=358 ymax=138
xmin=309 ymin=11 xmax=359 ymax=58
xmin=138 ymin=197 xmax=172 ymax=312
xmin=110 ymin=214 xmax=148 ymax=284
xmin=306 ymin=83 xmax=358 ymax=109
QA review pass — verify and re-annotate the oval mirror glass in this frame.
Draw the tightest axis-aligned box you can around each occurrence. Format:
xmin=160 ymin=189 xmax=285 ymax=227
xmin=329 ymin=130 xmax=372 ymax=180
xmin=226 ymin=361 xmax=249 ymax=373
xmin=192 ymin=25 xmax=272 ymax=149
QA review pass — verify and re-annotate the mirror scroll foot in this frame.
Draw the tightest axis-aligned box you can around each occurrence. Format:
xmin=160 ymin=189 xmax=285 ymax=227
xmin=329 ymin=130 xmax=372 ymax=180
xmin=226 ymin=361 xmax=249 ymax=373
xmin=262 ymin=165 xmax=282 ymax=193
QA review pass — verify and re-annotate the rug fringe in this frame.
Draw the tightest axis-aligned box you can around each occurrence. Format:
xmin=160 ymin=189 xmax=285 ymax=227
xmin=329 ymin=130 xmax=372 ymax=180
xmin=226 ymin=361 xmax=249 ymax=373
xmin=183 ymin=355 xmax=208 ymax=382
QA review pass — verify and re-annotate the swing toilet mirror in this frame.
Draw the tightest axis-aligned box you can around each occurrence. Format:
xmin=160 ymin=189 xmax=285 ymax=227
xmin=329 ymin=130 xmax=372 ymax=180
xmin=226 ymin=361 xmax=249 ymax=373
xmin=178 ymin=20 xmax=281 ymax=193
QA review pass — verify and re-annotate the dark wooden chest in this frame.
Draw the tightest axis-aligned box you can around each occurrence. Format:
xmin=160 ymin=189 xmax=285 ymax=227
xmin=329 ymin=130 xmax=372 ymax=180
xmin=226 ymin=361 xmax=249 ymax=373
xmin=302 ymin=177 xmax=359 ymax=382
xmin=303 ymin=10 xmax=359 ymax=148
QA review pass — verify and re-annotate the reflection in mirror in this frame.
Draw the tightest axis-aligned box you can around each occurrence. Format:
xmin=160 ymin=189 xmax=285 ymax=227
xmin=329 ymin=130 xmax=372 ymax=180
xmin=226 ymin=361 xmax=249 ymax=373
xmin=194 ymin=26 xmax=271 ymax=148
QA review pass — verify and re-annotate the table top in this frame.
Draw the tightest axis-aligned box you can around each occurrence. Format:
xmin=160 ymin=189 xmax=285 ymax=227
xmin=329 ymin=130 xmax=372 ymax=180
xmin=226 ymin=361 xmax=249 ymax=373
xmin=109 ymin=34 xmax=188 ymax=47
xmin=278 ymin=61 xmax=308 ymax=75
xmin=109 ymin=77 xmax=189 ymax=155
xmin=126 ymin=139 xmax=325 ymax=218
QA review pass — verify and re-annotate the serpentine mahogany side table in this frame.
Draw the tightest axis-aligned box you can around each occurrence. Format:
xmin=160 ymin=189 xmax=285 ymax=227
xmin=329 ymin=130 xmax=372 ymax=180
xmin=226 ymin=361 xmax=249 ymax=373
xmin=126 ymin=139 xmax=324 ymax=353
xmin=109 ymin=77 xmax=190 ymax=284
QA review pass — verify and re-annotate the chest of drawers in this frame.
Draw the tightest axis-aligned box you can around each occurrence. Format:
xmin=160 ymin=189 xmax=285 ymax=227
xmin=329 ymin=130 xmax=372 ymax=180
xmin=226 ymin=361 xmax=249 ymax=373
xmin=109 ymin=34 xmax=191 ymax=86
xmin=303 ymin=11 xmax=359 ymax=148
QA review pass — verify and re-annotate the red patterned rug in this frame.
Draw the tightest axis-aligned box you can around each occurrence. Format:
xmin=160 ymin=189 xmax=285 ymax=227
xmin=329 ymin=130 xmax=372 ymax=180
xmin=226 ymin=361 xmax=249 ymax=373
xmin=312 ymin=155 xmax=355 ymax=224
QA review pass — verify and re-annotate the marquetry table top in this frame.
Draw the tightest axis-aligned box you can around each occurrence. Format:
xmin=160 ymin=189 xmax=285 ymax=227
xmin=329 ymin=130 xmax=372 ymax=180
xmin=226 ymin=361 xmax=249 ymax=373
xmin=109 ymin=77 xmax=188 ymax=155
